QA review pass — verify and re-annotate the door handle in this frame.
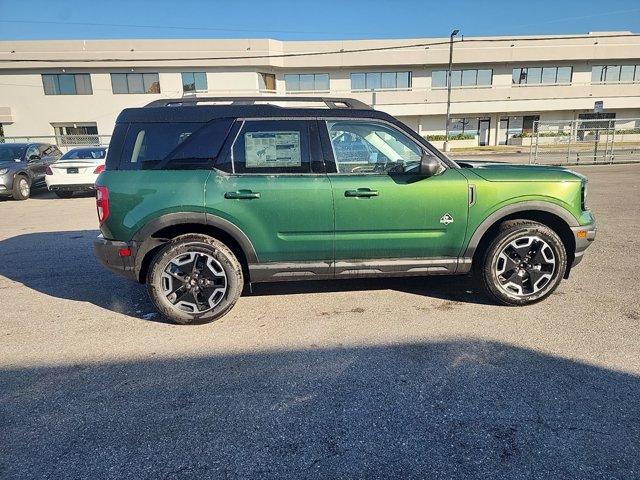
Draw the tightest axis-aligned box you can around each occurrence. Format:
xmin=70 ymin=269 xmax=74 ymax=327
xmin=224 ymin=190 xmax=261 ymax=199
xmin=345 ymin=188 xmax=379 ymax=198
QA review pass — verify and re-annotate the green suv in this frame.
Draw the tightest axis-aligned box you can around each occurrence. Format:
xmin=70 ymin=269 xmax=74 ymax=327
xmin=94 ymin=97 xmax=596 ymax=324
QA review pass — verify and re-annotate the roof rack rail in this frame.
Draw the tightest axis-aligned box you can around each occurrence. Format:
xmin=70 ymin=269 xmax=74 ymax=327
xmin=144 ymin=96 xmax=372 ymax=110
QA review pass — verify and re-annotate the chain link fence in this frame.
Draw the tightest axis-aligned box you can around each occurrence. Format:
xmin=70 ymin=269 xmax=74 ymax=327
xmin=529 ymin=118 xmax=640 ymax=165
xmin=0 ymin=135 xmax=111 ymax=153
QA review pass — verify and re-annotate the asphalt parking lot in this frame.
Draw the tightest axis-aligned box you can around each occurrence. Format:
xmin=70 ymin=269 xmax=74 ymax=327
xmin=1 ymin=164 xmax=639 ymax=479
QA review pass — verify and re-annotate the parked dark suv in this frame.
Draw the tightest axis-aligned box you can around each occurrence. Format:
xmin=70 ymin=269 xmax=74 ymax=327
xmin=94 ymin=97 xmax=596 ymax=325
xmin=0 ymin=143 xmax=62 ymax=200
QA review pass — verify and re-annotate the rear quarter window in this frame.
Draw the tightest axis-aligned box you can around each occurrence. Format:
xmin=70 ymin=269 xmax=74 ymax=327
xmin=119 ymin=122 xmax=202 ymax=170
xmin=112 ymin=119 xmax=233 ymax=170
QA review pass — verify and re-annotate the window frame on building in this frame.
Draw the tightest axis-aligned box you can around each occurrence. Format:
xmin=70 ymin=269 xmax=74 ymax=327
xmin=350 ymin=71 xmax=412 ymax=91
xmin=181 ymin=72 xmax=208 ymax=93
xmin=42 ymin=73 xmax=93 ymax=95
xmin=591 ymin=65 xmax=640 ymax=84
xmin=512 ymin=66 xmax=573 ymax=86
xmin=284 ymin=73 xmax=330 ymax=92
xmin=110 ymin=73 xmax=161 ymax=94
xmin=431 ymin=68 xmax=493 ymax=88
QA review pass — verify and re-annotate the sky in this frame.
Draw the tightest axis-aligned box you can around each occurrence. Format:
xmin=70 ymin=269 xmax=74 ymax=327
xmin=0 ymin=0 xmax=638 ymax=41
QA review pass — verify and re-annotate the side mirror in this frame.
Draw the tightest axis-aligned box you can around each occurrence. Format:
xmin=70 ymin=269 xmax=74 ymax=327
xmin=28 ymin=154 xmax=41 ymax=161
xmin=420 ymin=153 xmax=443 ymax=177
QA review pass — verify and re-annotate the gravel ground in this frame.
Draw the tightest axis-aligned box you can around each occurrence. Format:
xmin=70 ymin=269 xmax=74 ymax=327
xmin=0 ymin=164 xmax=638 ymax=479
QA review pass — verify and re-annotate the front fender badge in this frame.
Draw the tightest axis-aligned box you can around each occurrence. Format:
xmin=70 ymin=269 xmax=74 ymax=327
xmin=440 ymin=213 xmax=454 ymax=225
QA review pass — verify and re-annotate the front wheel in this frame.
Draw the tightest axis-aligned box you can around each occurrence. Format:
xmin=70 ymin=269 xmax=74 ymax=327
xmin=478 ymin=220 xmax=567 ymax=306
xmin=12 ymin=175 xmax=31 ymax=200
xmin=146 ymin=234 xmax=244 ymax=324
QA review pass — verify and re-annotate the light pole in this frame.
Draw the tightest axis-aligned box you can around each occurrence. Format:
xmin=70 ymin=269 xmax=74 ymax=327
xmin=443 ymin=29 xmax=460 ymax=152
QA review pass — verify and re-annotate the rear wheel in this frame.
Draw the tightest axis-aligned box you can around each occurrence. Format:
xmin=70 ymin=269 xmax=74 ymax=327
xmin=54 ymin=191 xmax=74 ymax=199
xmin=147 ymin=234 xmax=244 ymax=325
xmin=12 ymin=175 xmax=30 ymax=200
xmin=478 ymin=220 xmax=567 ymax=306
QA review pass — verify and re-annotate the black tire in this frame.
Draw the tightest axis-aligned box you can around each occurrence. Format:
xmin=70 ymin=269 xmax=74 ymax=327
xmin=12 ymin=175 xmax=31 ymax=200
xmin=54 ymin=191 xmax=74 ymax=199
xmin=478 ymin=220 xmax=567 ymax=306
xmin=146 ymin=234 xmax=244 ymax=325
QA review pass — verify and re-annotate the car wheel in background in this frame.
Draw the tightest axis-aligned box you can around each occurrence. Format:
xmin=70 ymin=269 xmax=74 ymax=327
xmin=54 ymin=191 xmax=74 ymax=199
xmin=146 ymin=234 xmax=244 ymax=325
xmin=478 ymin=220 xmax=567 ymax=306
xmin=12 ymin=175 xmax=31 ymax=200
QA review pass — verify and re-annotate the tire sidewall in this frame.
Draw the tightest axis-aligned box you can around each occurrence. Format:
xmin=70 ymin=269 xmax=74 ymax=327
xmin=483 ymin=224 xmax=567 ymax=306
xmin=147 ymin=235 xmax=243 ymax=325
xmin=13 ymin=175 xmax=31 ymax=200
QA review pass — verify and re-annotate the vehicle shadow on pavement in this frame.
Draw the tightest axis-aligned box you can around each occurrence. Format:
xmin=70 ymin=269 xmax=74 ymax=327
xmin=0 ymin=229 xmax=156 ymax=321
xmin=0 ymin=231 xmax=492 ymax=322
xmin=249 ymin=275 xmax=493 ymax=306
xmin=1 ymin=340 xmax=638 ymax=479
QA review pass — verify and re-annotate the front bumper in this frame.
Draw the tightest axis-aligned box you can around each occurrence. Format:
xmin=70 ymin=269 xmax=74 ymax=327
xmin=93 ymin=235 xmax=138 ymax=282
xmin=570 ymin=221 xmax=597 ymax=268
xmin=0 ymin=172 xmax=14 ymax=195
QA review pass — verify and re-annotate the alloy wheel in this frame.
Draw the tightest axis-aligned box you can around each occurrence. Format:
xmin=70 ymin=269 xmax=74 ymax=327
xmin=19 ymin=178 xmax=30 ymax=197
xmin=495 ymin=235 xmax=556 ymax=297
xmin=161 ymin=251 xmax=227 ymax=313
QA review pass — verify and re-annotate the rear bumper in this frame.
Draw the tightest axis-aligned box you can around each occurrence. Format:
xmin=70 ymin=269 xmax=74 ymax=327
xmin=48 ymin=183 xmax=96 ymax=192
xmin=570 ymin=222 xmax=597 ymax=268
xmin=93 ymin=235 xmax=139 ymax=282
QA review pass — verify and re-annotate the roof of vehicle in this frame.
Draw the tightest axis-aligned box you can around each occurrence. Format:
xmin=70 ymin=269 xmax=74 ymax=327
xmin=0 ymin=142 xmax=48 ymax=147
xmin=116 ymin=96 xmax=396 ymax=124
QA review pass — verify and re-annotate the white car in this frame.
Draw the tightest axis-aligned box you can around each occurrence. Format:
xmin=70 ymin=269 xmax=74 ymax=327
xmin=45 ymin=146 xmax=107 ymax=198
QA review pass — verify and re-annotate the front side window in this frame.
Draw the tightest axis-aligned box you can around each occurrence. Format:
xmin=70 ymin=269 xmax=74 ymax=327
xmin=42 ymin=74 xmax=93 ymax=95
xmin=111 ymin=73 xmax=160 ymax=94
xmin=326 ymin=120 xmax=426 ymax=175
xmin=284 ymin=73 xmax=330 ymax=92
xmin=181 ymin=72 xmax=208 ymax=93
xmin=231 ymin=120 xmax=311 ymax=174
xmin=350 ymin=72 xmax=412 ymax=91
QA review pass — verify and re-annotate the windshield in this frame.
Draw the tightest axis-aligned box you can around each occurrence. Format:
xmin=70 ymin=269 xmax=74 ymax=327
xmin=0 ymin=144 xmax=27 ymax=162
xmin=61 ymin=148 xmax=107 ymax=160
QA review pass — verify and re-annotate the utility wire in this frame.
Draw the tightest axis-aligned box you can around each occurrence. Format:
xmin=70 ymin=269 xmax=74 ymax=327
xmin=1 ymin=32 xmax=638 ymax=64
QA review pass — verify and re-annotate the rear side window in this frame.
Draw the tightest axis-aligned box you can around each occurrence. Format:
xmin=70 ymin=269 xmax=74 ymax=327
xmin=230 ymin=120 xmax=311 ymax=174
xmin=115 ymin=120 xmax=234 ymax=170
xmin=119 ymin=122 xmax=201 ymax=170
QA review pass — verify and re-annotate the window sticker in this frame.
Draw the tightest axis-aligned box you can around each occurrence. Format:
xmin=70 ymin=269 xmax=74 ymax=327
xmin=244 ymin=131 xmax=301 ymax=168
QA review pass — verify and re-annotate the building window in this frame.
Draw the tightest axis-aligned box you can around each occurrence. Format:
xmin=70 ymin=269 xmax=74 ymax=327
xmin=181 ymin=72 xmax=208 ymax=93
xmin=284 ymin=73 xmax=330 ymax=92
xmin=592 ymin=65 xmax=640 ymax=83
xmin=259 ymin=73 xmax=276 ymax=91
xmin=431 ymin=69 xmax=492 ymax=88
xmin=351 ymin=72 xmax=411 ymax=91
xmin=512 ymin=66 xmax=572 ymax=85
xmin=42 ymin=74 xmax=92 ymax=95
xmin=111 ymin=73 xmax=160 ymax=94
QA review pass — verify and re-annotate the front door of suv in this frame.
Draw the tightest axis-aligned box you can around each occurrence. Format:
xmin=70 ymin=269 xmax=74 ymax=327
xmin=205 ymin=119 xmax=334 ymax=279
xmin=321 ymin=119 xmax=469 ymax=269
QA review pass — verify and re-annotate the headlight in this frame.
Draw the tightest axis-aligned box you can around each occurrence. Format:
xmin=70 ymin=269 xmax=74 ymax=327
xmin=581 ymin=180 xmax=588 ymax=210
xmin=0 ymin=168 xmax=8 ymax=175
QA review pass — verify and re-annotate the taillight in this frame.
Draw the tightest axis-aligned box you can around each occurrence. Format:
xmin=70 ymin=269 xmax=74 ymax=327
xmin=45 ymin=166 xmax=53 ymax=175
xmin=96 ymin=186 xmax=110 ymax=224
xmin=94 ymin=164 xmax=105 ymax=174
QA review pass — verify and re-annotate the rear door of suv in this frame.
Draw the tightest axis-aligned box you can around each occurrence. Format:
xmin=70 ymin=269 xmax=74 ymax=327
xmin=319 ymin=118 xmax=469 ymax=270
xmin=204 ymin=118 xmax=334 ymax=280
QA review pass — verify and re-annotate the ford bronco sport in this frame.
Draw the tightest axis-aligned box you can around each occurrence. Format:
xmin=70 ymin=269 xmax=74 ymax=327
xmin=94 ymin=97 xmax=596 ymax=325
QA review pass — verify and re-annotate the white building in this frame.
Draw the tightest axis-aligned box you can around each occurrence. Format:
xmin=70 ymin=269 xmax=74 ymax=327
xmin=0 ymin=32 xmax=639 ymax=146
